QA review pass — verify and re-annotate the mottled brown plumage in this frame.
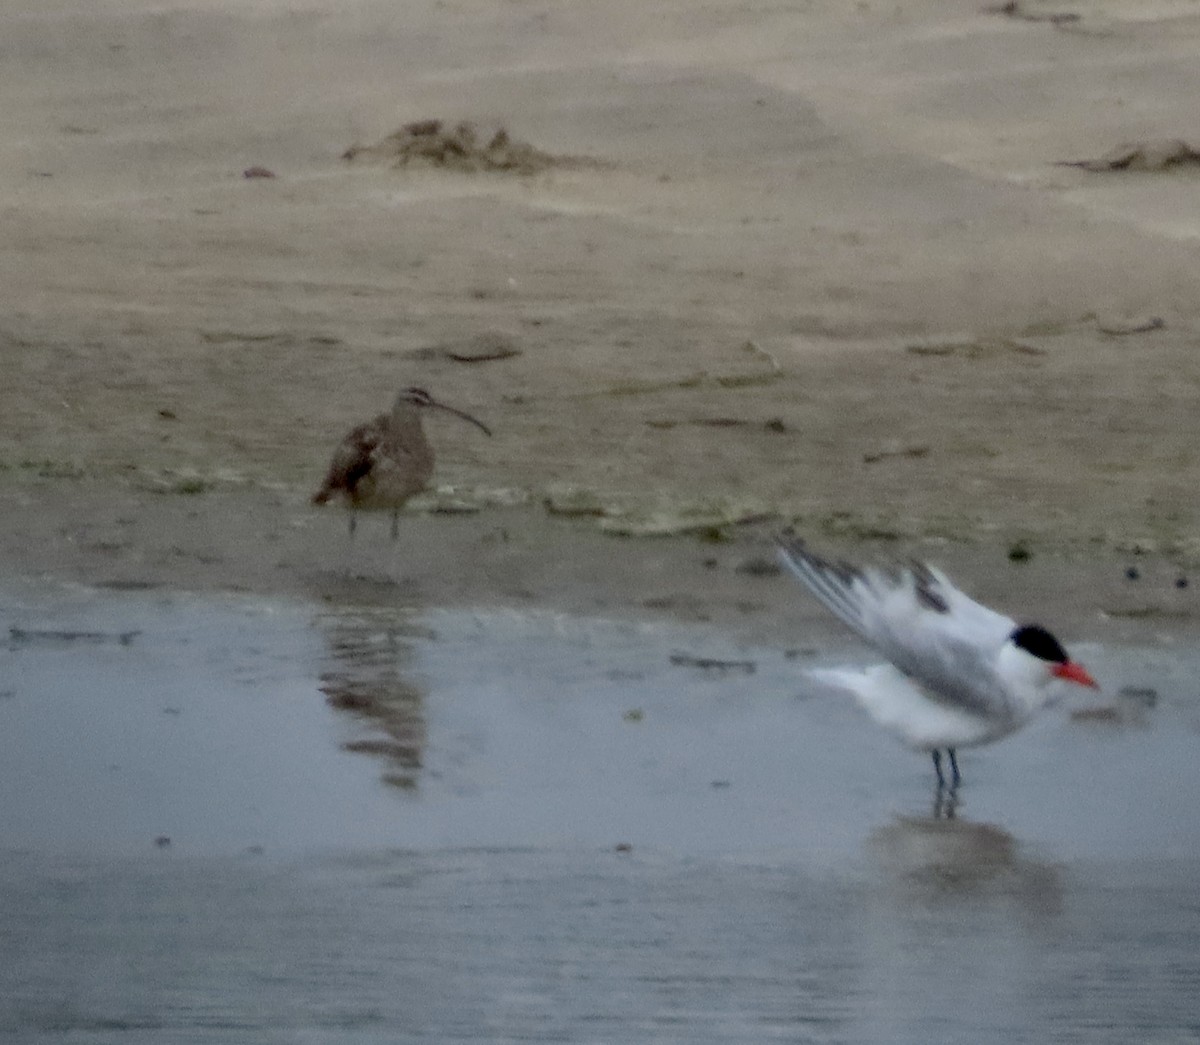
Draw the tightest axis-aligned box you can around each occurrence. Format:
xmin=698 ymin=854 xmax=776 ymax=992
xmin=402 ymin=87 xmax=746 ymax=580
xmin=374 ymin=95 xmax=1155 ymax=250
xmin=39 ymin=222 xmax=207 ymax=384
xmin=313 ymin=387 xmax=490 ymax=538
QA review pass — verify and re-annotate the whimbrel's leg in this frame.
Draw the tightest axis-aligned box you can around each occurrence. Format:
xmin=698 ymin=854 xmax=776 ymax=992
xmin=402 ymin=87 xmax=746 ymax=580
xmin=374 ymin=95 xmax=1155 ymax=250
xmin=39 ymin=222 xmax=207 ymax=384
xmin=947 ymin=749 xmax=961 ymax=788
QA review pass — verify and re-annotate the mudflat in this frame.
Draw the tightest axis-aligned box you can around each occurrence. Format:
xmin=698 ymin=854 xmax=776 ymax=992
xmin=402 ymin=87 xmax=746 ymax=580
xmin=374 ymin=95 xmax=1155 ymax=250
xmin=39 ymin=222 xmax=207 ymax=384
xmin=1 ymin=0 xmax=1198 ymax=639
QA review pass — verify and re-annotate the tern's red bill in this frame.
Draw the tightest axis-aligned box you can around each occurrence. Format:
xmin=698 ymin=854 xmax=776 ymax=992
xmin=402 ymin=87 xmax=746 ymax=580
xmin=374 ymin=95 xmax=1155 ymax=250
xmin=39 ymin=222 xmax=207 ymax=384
xmin=1053 ymin=660 xmax=1099 ymax=689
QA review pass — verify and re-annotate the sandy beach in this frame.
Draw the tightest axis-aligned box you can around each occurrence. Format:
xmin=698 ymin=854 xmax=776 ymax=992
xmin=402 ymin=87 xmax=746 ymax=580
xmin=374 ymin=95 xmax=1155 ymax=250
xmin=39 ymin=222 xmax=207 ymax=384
xmin=1 ymin=0 xmax=1199 ymax=637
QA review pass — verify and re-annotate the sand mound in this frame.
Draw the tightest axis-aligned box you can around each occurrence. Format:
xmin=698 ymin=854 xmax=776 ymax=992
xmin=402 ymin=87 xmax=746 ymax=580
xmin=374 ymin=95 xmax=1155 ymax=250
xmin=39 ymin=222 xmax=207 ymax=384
xmin=342 ymin=119 xmax=573 ymax=174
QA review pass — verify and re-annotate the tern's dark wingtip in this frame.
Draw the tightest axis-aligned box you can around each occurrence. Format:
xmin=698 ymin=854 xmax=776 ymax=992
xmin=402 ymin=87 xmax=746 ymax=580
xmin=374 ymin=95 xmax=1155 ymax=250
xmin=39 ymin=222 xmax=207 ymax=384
xmin=773 ymin=529 xmax=805 ymax=565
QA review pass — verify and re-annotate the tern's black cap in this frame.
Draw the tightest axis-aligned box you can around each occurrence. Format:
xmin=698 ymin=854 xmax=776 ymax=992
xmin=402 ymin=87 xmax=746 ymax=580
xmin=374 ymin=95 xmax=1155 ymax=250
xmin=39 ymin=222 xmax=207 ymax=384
xmin=1010 ymin=624 xmax=1068 ymax=664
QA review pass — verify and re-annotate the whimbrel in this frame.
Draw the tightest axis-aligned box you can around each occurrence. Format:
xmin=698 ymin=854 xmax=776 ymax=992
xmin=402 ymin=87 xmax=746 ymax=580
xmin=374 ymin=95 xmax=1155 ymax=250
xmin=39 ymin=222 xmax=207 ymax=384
xmin=313 ymin=387 xmax=491 ymax=538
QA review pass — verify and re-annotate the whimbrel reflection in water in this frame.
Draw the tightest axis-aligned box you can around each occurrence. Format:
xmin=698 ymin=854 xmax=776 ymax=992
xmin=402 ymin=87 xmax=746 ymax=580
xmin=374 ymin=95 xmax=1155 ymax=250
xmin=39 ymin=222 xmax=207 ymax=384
xmin=317 ymin=607 xmax=430 ymax=791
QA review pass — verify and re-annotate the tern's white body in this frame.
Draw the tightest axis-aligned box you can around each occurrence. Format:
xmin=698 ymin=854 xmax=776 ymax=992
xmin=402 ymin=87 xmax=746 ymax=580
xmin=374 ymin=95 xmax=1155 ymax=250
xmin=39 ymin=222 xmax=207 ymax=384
xmin=808 ymin=662 xmax=1038 ymax=751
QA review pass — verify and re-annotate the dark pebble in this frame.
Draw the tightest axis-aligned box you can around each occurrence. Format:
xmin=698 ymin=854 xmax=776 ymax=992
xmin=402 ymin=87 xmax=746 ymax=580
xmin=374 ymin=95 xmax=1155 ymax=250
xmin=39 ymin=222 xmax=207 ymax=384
xmin=735 ymin=557 xmax=781 ymax=577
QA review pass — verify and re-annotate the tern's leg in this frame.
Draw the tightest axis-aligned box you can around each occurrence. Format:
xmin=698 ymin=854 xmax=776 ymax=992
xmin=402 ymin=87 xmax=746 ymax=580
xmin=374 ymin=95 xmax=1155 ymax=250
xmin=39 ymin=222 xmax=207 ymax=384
xmin=931 ymin=750 xmax=946 ymax=788
xmin=390 ymin=510 xmax=400 ymax=541
xmin=348 ymin=510 xmax=358 ymax=538
xmin=948 ymin=749 xmax=961 ymax=788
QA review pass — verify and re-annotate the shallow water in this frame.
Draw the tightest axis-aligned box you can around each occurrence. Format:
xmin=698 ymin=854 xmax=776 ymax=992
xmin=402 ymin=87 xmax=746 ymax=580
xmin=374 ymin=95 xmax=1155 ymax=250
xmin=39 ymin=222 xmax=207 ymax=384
xmin=1 ymin=585 xmax=1198 ymax=1042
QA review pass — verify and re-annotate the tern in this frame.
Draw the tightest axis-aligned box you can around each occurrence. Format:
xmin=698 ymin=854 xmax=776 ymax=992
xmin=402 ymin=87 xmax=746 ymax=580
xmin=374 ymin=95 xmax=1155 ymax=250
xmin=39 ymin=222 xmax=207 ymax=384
xmin=775 ymin=535 xmax=1099 ymax=788
xmin=313 ymin=387 xmax=491 ymax=538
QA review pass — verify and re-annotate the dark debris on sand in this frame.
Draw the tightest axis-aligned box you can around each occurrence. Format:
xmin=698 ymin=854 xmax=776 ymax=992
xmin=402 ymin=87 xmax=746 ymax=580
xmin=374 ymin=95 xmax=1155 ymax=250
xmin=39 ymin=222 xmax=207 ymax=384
xmin=1057 ymin=139 xmax=1200 ymax=173
xmin=342 ymin=119 xmax=586 ymax=175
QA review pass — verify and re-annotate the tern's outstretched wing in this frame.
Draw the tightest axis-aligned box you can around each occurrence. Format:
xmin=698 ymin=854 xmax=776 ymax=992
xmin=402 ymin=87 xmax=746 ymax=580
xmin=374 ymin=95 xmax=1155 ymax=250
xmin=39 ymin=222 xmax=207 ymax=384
xmin=776 ymin=535 xmax=1018 ymax=719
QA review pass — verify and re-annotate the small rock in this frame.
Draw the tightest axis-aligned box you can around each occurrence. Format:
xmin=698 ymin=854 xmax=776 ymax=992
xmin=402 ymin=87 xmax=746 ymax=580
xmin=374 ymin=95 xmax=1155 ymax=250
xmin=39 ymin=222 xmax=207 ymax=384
xmin=989 ymin=0 xmax=1080 ymax=24
xmin=1117 ymin=686 xmax=1158 ymax=708
xmin=543 ymin=484 xmax=607 ymax=518
xmin=669 ymin=652 xmax=756 ymax=674
xmin=1116 ymin=537 xmax=1158 ymax=556
xmin=1096 ymin=315 xmax=1165 ymax=336
xmin=863 ymin=442 xmax=931 ymax=465
xmin=442 ymin=331 xmax=522 ymax=363
xmin=1070 ymin=706 xmax=1120 ymax=723
xmin=1008 ymin=541 xmax=1032 ymax=563
xmin=735 ymin=556 xmax=781 ymax=577
xmin=1125 ymin=566 xmax=1140 ymax=581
